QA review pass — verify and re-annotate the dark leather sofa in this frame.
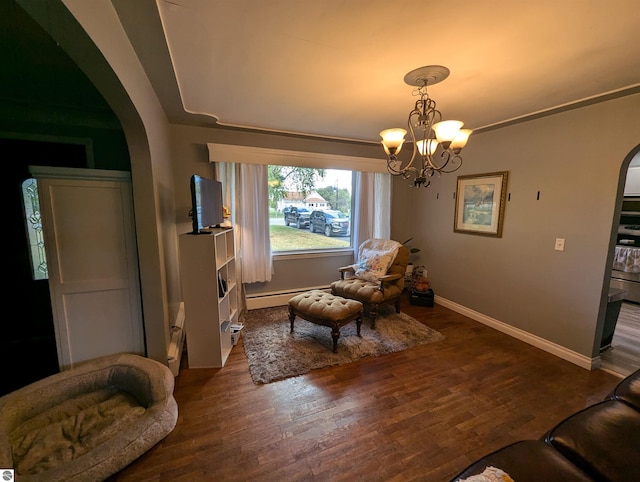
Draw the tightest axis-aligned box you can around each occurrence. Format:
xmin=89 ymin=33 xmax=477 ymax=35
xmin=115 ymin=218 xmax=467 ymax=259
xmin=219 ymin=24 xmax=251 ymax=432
xmin=450 ymin=368 xmax=640 ymax=482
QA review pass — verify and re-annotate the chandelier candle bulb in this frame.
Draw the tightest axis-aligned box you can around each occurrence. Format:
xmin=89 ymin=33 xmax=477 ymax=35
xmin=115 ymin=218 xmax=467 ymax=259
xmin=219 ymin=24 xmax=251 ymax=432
xmin=416 ymin=139 xmax=438 ymax=156
xmin=432 ymin=120 xmax=464 ymax=148
xmin=450 ymin=128 xmax=473 ymax=153
xmin=380 ymin=128 xmax=407 ymax=156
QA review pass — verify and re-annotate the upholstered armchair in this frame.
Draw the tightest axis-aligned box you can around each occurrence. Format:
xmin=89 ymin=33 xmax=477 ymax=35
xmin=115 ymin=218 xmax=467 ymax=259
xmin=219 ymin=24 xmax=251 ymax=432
xmin=330 ymin=238 xmax=409 ymax=328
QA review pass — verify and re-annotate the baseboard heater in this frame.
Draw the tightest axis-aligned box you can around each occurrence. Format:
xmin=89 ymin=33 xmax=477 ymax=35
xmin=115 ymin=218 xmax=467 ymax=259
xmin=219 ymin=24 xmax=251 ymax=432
xmin=167 ymin=302 xmax=185 ymax=376
xmin=245 ymin=286 xmax=330 ymax=310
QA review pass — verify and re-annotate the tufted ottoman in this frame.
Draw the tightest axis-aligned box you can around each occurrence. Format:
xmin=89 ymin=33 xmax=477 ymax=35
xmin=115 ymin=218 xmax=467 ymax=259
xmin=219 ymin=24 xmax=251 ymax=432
xmin=288 ymin=290 xmax=363 ymax=352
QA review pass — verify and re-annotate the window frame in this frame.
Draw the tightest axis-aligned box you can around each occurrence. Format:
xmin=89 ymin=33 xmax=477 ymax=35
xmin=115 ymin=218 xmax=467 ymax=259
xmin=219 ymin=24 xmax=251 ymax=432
xmin=269 ymin=165 xmax=354 ymax=255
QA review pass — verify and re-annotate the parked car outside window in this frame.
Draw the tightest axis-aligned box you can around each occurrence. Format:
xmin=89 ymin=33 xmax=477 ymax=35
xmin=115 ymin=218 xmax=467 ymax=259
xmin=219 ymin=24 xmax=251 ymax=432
xmin=310 ymin=209 xmax=350 ymax=237
xmin=283 ymin=206 xmax=311 ymax=228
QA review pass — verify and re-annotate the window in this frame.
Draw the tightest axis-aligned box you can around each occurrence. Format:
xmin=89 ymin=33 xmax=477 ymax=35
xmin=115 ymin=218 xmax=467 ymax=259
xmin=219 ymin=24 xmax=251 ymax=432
xmin=269 ymin=165 xmax=352 ymax=253
xmin=208 ymin=143 xmax=391 ymax=265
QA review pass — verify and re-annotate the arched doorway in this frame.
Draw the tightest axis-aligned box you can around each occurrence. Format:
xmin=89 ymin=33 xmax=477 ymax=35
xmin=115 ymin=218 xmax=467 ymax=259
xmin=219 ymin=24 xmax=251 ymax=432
xmin=601 ymin=145 xmax=640 ymax=376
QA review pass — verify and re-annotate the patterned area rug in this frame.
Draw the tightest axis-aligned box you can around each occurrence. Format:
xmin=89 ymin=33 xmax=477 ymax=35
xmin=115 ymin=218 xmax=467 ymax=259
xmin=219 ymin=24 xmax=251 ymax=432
xmin=240 ymin=304 xmax=445 ymax=384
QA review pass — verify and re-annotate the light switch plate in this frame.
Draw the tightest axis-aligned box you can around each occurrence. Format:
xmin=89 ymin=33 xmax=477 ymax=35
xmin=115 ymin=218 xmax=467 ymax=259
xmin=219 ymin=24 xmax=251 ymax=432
xmin=555 ymin=238 xmax=565 ymax=251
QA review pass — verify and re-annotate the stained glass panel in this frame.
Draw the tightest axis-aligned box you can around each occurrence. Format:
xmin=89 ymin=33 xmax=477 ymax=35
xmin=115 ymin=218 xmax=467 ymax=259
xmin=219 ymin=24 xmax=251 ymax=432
xmin=21 ymin=178 xmax=48 ymax=280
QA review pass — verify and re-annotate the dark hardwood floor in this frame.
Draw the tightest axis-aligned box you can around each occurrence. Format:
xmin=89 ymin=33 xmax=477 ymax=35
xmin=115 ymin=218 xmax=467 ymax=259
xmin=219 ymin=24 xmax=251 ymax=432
xmin=108 ymin=295 xmax=620 ymax=482
xmin=600 ymin=301 xmax=640 ymax=376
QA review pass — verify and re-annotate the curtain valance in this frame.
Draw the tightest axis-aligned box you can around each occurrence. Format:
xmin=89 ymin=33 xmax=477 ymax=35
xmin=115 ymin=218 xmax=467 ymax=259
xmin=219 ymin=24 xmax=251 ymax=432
xmin=207 ymin=143 xmax=387 ymax=173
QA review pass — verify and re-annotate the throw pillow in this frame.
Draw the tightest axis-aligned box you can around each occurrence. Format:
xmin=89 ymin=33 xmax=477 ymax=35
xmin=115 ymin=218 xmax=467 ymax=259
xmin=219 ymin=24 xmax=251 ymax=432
xmin=354 ymin=248 xmax=395 ymax=281
xmin=458 ymin=466 xmax=514 ymax=482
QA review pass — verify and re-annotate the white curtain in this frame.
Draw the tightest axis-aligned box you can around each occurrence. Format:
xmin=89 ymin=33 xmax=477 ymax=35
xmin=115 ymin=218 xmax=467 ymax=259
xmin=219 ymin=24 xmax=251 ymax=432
xmin=352 ymin=171 xmax=392 ymax=253
xmin=238 ymin=163 xmax=273 ymax=282
xmin=373 ymin=172 xmax=391 ymax=239
xmin=215 ymin=162 xmax=273 ymax=285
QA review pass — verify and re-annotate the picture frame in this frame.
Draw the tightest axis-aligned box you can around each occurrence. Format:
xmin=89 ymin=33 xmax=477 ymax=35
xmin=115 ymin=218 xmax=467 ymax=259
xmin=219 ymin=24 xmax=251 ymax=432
xmin=454 ymin=171 xmax=509 ymax=237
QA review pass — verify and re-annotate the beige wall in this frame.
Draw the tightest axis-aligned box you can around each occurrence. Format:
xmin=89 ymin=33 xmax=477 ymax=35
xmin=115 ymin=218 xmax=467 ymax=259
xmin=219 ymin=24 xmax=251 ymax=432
xmin=392 ymin=93 xmax=640 ymax=360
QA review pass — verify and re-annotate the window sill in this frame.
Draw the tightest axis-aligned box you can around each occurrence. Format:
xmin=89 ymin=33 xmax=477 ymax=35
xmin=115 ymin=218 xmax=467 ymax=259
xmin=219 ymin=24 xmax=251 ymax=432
xmin=272 ymin=248 xmax=353 ymax=261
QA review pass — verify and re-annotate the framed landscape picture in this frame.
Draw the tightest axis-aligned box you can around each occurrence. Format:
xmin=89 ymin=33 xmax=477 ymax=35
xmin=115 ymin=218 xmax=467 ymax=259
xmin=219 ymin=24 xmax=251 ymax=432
xmin=454 ymin=171 xmax=509 ymax=237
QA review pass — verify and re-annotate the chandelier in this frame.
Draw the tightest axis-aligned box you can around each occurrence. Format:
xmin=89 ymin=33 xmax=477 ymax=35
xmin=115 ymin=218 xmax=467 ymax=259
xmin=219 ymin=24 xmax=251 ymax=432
xmin=380 ymin=65 xmax=472 ymax=188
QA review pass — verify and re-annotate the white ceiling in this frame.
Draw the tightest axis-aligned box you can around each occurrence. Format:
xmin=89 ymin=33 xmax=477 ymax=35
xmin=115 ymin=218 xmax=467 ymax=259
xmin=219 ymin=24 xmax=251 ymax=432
xmin=121 ymin=0 xmax=640 ymax=144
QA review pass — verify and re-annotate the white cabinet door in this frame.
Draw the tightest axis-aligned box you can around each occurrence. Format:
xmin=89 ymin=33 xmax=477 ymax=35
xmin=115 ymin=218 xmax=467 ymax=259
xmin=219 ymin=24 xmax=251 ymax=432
xmin=34 ymin=168 xmax=144 ymax=370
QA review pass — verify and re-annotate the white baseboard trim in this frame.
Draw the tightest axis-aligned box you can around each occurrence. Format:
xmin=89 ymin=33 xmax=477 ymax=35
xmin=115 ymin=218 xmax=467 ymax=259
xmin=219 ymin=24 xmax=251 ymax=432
xmin=435 ymin=296 xmax=600 ymax=371
xmin=246 ymin=286 xmax=331 ymax=310
xmin=167 ymin=302 xmax=185 ymax=377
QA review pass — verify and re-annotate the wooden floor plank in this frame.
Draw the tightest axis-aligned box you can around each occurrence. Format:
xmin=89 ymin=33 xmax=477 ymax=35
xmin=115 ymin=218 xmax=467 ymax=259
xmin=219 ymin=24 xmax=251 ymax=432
xmin=107 ymin=294 xmax=621 ymax=482
xmin=601 ymin=301 xmax=640 ymax=376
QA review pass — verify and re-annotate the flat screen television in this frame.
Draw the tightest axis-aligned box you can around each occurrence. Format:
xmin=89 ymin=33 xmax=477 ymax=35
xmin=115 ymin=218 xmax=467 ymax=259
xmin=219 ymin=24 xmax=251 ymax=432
xmin=189 ymin=174 xmax=224 ymax=234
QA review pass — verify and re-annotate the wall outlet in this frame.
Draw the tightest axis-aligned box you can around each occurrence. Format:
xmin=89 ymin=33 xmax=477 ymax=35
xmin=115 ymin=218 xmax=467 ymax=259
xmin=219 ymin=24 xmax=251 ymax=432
xmin=555 ymin=238 xmax=566 ymax=251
